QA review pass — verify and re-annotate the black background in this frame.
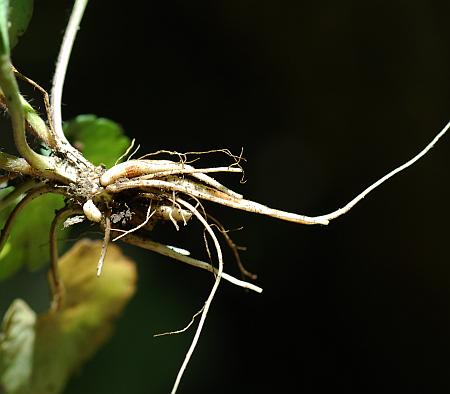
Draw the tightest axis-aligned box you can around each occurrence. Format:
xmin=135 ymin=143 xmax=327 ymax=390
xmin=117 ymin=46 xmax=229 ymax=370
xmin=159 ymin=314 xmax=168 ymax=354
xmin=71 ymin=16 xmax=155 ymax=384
xmin=2 ymin=1 xmax=450 ymax=393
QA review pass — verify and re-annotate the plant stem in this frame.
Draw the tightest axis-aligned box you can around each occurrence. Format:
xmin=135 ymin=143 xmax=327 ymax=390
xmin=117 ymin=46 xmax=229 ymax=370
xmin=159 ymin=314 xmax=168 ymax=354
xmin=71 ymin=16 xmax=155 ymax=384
xmin=49 ymin=207 xmax=83 ymax=311
xmin=0 ymin=179 xmax=41 ymax=212
xmin=0 ymin=185 xmax=64 ymax=253
xmin=21 ymin=97 xmax=56 ymax=147
xmin=170 ymin=198 xmax=224 ymax=394
xmin=0 ymin=55 xmax=56 ymax=173
xmin=0 ymin=92 xmax=55 ymax=147
xmin=0 ymin=151 xmax=38 ymax=175
xmin=51 ymin=0 xmax=88 ymax=145
xmin=13 ymin=67 xmax=56 ymax=148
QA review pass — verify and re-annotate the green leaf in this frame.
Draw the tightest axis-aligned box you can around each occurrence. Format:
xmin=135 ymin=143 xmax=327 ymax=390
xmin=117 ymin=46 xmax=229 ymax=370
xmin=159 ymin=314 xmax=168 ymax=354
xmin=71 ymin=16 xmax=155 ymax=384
xmin=9 ymin=0 xmax=33 ymax=49
xmin=0 ymin=0 xmax=34 ymax=54
xmin=64 ymin=114 xmax=131 ymax=168
xmin=0 ymin=0 xmax=10 ymax=55
xmin=0 ymin=190 xmax=65 ymax=280
xmin=0 ymin=299 xmax=36 ymax=394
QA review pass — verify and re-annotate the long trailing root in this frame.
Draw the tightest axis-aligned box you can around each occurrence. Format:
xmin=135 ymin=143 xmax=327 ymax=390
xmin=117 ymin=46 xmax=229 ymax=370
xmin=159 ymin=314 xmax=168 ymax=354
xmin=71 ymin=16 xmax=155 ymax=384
xmin=312 ymin=120 xmax=450 ymax=223
xmin=169 ymin=197 xmax=223 ymax=394
xmin=103 ymin=118 xmax=450 ymax=228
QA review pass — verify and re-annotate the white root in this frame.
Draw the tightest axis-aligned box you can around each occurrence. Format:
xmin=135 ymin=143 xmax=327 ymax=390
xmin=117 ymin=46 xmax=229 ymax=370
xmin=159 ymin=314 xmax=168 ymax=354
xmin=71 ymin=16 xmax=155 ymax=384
xmin=114 ymin=138 xmax=136 ymax=165
xmin=106 ymin=178 xmax=329 ymax=225
xmin=83 ymin=199 xmax=102 ymax=223
xmin=154 ymin=306 xmax=204 ymax=338
xmin=139 ymin=166 xmax=242 ymax=179
xmin=169 ymin=197 xmax=223 ymax=394
xmin=99 ymin=160 xmax=193 ymax=185
xmin=208 ymin=214 xmax=256 ymax=280
xmin=127 ymin=143 xmax=142 ymax=161
xmin=166 ymin=245 xmax=191 ymax=256
xmin=119 ymin=233 xmax=263 ymax=293
xmin=140 ymin=166 xmax=244 ymax=199
xmin=112 ymin=203 xmax=154 ymax=241
xmin=100 ymin=159 xmax=243 ymax=199
xmin=153 ymin=205 xmax=192 ymax=224
xmin=96 ymin=215 xmax=111 ymax=277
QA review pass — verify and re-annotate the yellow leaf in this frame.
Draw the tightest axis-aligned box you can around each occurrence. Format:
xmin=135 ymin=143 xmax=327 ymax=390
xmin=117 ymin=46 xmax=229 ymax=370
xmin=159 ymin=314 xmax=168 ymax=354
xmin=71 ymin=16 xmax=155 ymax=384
xmin=0 ymin=299 xmax=36 ymax=394
xmin=31 ymin=239 xmax=137 ymax=394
